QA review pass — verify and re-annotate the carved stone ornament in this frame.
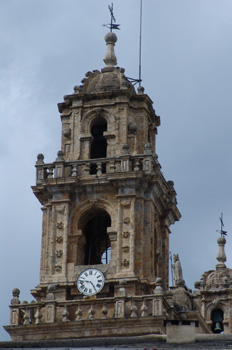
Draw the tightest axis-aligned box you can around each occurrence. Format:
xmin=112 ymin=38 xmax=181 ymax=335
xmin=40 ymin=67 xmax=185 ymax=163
xmin=120 ymin=200 xmax=131 ymax=207
xmin=56 ymin=222 xmax=64 ymax=229
xmin=56 ymin=236 xmax=63 ymax=243
xmin=122 ymin=245 xmax=130 ymax=253
xmin=123 ymin=217 xmax=130 ymax=224
xmin=62 ymin=305 xmax=70 ymax=322
xmin=123 ymin=231 xmax=130 ymax=238
xmin=90 ymin=198 xmax=99 ymax=207
xmin=56 ymin=250 xmax=63 ymax=258
xmin=11 ymin=288 xmax=20 ymax=305
xmin=55 ymin=264 xmax=62 ymax=272
xmin=75 ymin=305 xmax=83 ymax=321
xmin=123 ymin=259 xmax=130 ymax=267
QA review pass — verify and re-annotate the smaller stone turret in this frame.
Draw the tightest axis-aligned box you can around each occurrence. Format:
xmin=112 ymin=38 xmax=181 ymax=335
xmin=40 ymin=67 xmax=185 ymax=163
xmin=192 ymin=223 xmax=232 ymax=334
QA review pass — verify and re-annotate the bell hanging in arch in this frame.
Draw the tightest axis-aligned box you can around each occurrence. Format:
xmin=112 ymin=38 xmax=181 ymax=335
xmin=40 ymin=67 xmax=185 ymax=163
xmin=214 ymin=321 xmax=222 ymax=333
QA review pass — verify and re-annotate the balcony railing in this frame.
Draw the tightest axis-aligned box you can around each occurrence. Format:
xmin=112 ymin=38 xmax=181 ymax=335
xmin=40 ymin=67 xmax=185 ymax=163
xmin=9 ymin=293 xmax=168 ymax=326
xmin=35 ymin=153 xmax=158 ymax=183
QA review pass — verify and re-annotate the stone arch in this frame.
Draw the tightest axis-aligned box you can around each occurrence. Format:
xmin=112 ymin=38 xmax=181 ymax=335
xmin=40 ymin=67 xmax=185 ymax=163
xmin=90 ymin=116 xmax=107 ymax=160
xmin=79 ymin=108 xmax=116 ymax=160
xmin=81 ymin=108 xmax=115 ymax=134
xmin=211 ymin=307 xmax=224 ymax=333
xmin=69 ymin=198 xmax=117 ymax=266
xmin=205 ymin=301 xmax=225 ymax=319
xmin=205 ymin=301 xmax=226 ymax=333
xmin=82 ymin=208 xmax=111 ymax=265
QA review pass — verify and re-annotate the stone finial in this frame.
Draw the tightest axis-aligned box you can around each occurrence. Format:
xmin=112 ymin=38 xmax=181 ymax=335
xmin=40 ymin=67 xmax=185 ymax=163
xmin=56 ymin=150 xmax=64 ymax=161
xmin=118 ymin=279 xmax=127 ymax=297
xmin=36 ymin=153 xmax=44 ymax=165
xmin=11 ymin=288 xmax=20 ymax=305
xmin=137 ymin=85 xmax=145 ymax=94
xmin=46 ymin=284 xmax=56 ymax=301
xmin=144 ymin=143 xmax=152 ymax=154
xmin=194 ymin=281 xmax=201 ymax=290
xmin=167 ymin=180 xmax=175 ymax=191
xmin=154 ymin=277 xmax=163 ymax=295
xmin=103 ymin=32 xmax=117 ymax=67
xmin=216 ymin=235 xmax=227 ymax=268
xmin=121 ymin=144 xmax=129 ymax=155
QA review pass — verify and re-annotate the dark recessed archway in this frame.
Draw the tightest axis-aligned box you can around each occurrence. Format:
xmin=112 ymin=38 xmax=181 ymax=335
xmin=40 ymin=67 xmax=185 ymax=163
xmin=211 ymin=308 xmax=224 ymax=333
xmin=83 ymin=208 xmax=111 ymax=265
xmin=90 ymin=117 xmax=107 ymax=159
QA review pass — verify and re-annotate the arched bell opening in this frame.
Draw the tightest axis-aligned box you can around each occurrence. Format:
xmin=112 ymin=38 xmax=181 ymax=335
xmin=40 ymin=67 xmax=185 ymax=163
xmin=211 ymin=308 xmax=224 ymax=333
xmin=90 ymin=117 xmax=107 ymax=174
xmin=90 ymin=117 xmax=107 ymax=158
xmin=81 ymin=208 xmax=111 ymax=265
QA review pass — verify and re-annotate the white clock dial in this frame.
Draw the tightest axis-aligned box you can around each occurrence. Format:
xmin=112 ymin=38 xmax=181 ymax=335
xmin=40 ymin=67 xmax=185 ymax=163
xmin=77 ymin=268 xmax=105 ymax=296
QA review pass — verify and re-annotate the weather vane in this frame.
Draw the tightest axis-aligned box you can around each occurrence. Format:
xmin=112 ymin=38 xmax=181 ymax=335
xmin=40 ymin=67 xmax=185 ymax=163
xmin=103 ymin=3 xmax=120 ymax=32
xmin=216 ymin=213 xmax=228 ymax=236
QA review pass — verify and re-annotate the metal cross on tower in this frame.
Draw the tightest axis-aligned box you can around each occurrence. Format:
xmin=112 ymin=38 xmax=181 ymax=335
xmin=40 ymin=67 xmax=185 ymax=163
xmin=216 ymin=213 xmax=228 ymax=236
xmin=103 ymin=3 xmax=120 ymax=32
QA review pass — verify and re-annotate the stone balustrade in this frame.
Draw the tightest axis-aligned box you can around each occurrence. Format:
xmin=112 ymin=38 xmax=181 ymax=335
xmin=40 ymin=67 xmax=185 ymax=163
xmin=35 ymin=153 xmax=158 ymax=183
xmin=10 ymin=294 xmax=167 ymax=326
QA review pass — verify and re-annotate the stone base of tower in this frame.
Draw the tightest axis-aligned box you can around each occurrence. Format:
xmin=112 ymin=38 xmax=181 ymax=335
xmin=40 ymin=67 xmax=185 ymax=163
xmin=5 ymin=284 xmax=170 ymax=342
xmin=4 ymin=317 xmax=166 ymax=342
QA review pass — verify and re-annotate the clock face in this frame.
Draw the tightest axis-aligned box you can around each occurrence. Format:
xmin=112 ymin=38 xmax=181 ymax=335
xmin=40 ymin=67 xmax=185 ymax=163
xmin=77 ymin=268 xmax=105 ymax=296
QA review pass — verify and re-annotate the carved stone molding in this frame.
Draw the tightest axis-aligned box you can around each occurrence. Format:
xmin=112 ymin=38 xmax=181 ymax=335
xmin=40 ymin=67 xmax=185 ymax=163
xmin=122 ymin=231 xmax=130 ymax=238
xmin=123 ymin=217 xmax=130 ymax=224
xmin=122 ymin=246 xmax=129 ymax=253
xmin=56 ymin=222 xmax=64 ymax=229
xmin=56 ymin=236 xmax=63 ymax=243
xmin=122 ymin=259 xmax=130 ymax=267
xmin=56 ymin=250 xmax=63 ymax=258
xmin=89 ymin=198 xmax=100 ymax=207
xmin=120 ymin=200 xmax=131 ymax=207
xmin=55 ymin=265 xmax=62 ymax=272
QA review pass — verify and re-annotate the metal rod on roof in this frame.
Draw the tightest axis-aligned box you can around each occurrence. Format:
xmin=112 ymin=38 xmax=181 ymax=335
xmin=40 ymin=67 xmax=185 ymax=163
xmin=139 ymin=0 xmax=143 ymax=86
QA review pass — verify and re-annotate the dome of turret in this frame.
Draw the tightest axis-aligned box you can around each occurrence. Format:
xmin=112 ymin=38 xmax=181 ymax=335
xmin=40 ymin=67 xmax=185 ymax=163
xmin=204 ymin=269 xmax=232 ymax=290
xmin=74 ymin=67 xmax=135 ymax=95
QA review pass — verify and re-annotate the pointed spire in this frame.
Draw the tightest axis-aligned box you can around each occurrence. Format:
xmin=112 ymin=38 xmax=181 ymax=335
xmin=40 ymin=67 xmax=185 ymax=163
xmin=103 ymin=32 xmax=117 ymax=67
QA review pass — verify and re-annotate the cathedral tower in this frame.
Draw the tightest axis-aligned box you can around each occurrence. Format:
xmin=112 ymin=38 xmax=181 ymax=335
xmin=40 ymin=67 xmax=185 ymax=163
xmin=5 ymin=29 xmax=181 ymax=341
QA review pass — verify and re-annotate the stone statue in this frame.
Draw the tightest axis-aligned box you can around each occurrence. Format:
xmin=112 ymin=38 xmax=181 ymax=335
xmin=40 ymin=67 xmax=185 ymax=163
xmin=172 ymin=254 xmax=184 ymax=287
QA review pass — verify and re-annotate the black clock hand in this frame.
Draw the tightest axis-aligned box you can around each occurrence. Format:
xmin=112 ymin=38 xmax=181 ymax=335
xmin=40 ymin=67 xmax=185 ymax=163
xmin=90 ymin=281 xmax=97 ymax=291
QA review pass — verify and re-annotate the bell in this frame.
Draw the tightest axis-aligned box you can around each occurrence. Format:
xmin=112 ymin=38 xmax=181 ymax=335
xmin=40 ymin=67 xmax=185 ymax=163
xmin=214 ymin=321 xmax=222 ymax=333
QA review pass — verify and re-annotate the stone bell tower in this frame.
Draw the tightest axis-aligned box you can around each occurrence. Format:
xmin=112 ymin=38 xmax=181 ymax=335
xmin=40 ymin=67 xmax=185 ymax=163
xmin=5 ymin=30 xmax=180 ymax=341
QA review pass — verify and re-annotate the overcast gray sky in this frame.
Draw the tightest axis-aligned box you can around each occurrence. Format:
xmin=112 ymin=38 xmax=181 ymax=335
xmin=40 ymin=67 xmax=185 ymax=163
xmin=1 ymin=0 xmax=232 ymax=341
